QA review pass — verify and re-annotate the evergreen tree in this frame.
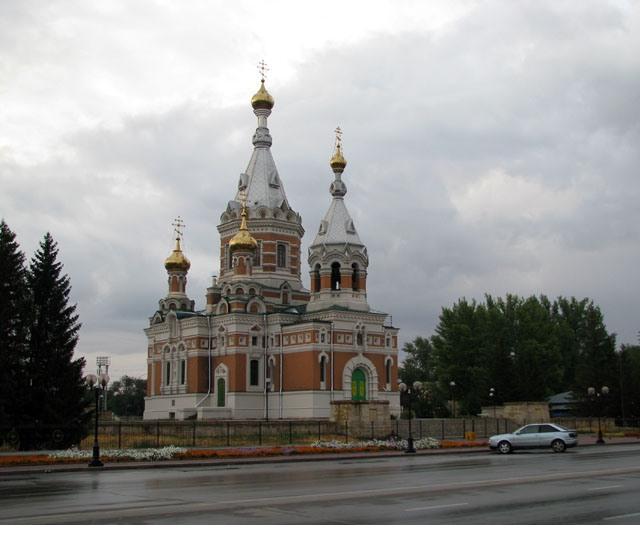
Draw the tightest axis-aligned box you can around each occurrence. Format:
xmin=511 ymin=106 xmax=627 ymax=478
xmin=25 ymin=233 xmax=88 ymax=449
xmin=0 ymin=221 xmax=30 ymax=430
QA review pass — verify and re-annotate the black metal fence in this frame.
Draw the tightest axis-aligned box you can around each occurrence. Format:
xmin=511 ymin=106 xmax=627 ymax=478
xmin=0 ymin=417 xmax=524 ymax=452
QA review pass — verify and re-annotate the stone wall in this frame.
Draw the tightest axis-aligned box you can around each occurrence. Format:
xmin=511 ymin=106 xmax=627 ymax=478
xmin=480 ymin=401 xmax=550 ymax=425
xmin=330 ymin=400 xmax=391 ymax=438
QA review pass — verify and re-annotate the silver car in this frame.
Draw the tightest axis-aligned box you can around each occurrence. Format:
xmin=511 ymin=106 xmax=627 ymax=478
xmin=489 ymin=423 xmax=578 ymax=454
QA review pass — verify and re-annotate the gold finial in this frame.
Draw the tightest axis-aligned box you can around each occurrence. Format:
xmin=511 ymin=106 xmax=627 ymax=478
xmin=330 ymin=126 xmax=347 ymax=173
xmin=229 ymin=191 xmax=258 ymax=252
xmin=251 ymin=60 xmax=275 ymax=110
xmin=165 ymin=216 xmax=191 ymax=271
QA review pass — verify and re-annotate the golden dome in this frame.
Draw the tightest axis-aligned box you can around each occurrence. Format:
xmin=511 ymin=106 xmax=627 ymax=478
xmin=164 ymin=238 xmax=191 ymax=271
xmin=229 ymin=205 xmax=258 ymax=252
xmin=251 ymin=79 xmax=275 ymax=110
xmin=330 ymin=143 xmax=347 ymax=173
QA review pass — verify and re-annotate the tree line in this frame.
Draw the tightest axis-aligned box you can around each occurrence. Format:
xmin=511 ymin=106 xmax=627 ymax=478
xmin=400 ymin=294 xmax=640 ymax=421
xmin=0 ymin=220 xmax=87 ymax=449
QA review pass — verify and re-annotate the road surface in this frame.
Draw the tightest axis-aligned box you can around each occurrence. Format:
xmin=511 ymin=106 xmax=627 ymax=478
xmin=1 ymin=444 xmax=640 ymax=524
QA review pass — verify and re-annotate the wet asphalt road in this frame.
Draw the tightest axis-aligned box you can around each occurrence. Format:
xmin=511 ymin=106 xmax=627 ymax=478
xmin=1 ymin=444 xmax=640 ymax=524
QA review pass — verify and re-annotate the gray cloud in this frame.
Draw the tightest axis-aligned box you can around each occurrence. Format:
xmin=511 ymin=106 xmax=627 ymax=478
xmin=2 ymin=0 xmax=639 ymax=380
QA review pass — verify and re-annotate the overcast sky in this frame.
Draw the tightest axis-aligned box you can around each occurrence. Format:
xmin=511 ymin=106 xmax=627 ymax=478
xmin=1 ymin=0 xmax=639 ymax=381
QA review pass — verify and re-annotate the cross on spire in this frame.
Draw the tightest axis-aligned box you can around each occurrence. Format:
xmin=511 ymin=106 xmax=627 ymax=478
xmin=334 ymin=126 xmax=343 ymax=148
xmin=172 ymin=216 xmax=185 ymax=240
xmin=257 ymin=59 xmax=269 ymax=82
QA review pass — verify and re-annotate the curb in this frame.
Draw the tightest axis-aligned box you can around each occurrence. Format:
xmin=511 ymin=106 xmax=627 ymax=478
xmin=1 ymin=439 xmax=638 ymax=477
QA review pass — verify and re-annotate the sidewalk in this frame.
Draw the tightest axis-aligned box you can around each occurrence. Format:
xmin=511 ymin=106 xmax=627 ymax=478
xmin=1 ymin=435 xmax=638 ymax=476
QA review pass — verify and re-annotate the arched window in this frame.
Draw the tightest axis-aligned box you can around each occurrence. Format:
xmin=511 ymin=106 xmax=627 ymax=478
xmin=357 ymin=331 xmax=363 ymax=346
xmin=226 ymin=244 xmax=232 ymax=270
xmin=331 ymin=262 xmax=341 ymax=290
xmin=180 ymin=359 xmax=186 ymax=385
xmin=385 ymin=359 xmax=391 ymax=385
xmin=320 ymin=356 xmax=326 ymax=384
xmin=313 ymin=264 xmax=321 ymax=292
xmin=351 ymin=263 xmax=359 ymax=291
xmin=165 ymin=362 xmax=171 ymax=385
xmin=277 ymin=243 xmax=287 ymax=268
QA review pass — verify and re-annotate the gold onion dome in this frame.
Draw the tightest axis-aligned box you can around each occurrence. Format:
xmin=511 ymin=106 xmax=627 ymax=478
xmin=164 ymin=238 xmax=191 ymax=271
xmin=251 ymin=79 xmax=275 ymax=110
xmin=330 ymin=143 xmax=347 ymax=173
xmin=229 ymin=206 xmax=258 ymax=252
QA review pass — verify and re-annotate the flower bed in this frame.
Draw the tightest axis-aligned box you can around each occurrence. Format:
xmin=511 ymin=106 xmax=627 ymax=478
xmin=0 ymin=437 xmax=489 ymax=467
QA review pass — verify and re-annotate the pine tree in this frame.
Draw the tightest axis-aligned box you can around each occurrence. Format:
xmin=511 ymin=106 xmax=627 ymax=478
xmin=26 ymin=233 xmax=88 ymax=449
xmin=0 ymin=220 xmax=30 ymax=430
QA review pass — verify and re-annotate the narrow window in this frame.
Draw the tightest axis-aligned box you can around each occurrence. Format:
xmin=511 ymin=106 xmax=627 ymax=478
xmin=225 ymin=244 xmax=230 ymax=270
xmin=320 ymin=332 xmax=326 ymax=343
xmin=250 ymin=360 xmax=260 ymax=386
xmin=385 ymin=360 xmax=391 ymax=385
xmin=277 ymin=243 xmax=287 ymax=268
xmin=320 ymin=356 xmax=326 ymax=383
xmin=251 ymin=335 xmax=258 ymax=347
xmin=357 ymin=331 xmax=363 ymax=346
xmin=255 ymin=240 xmax=262 ymax=266
xmin=352 ymin=263 xmax=359 ymax=291
xmin=180 ymin=359 xmax=186 ymax=385
xmin=331 ymin=262 xmax=341 ymax=290
xmin=165 ymin=362 xmax=171 ymax=384
xmin=314 ymin=264 xmax=321 ymax=292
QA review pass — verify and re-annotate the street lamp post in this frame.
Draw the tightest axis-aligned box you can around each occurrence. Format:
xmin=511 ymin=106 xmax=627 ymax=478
xmin=86 ymin=372 xmax=110 ymax=467
xmin=449 ymin=381 xmax=456 ymax=418
xmin=398 ymin=381 xmax=423 ymax=453
xmin=489 ymin=387 xmax=496 ymax=418
xmin=588 ymin=385 xmax=610 ymax=445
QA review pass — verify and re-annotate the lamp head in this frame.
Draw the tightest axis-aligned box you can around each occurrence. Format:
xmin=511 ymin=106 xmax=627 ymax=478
xmin=85 ymin=373 xmax=98 ymax=387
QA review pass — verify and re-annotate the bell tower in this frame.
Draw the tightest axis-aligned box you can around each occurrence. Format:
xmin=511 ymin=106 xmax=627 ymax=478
xmin=307 ymin=129 xmax=369 ymax=312
xmin=214 ymin=62 xmax=309 ymax=309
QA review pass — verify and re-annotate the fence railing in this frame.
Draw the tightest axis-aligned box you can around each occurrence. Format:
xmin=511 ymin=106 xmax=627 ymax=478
xmin=0 ymin=417 xmax=525 ymax=452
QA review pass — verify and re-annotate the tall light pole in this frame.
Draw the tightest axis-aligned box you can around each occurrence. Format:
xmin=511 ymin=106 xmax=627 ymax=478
xmin=86 ymin=372 xmax=110 ymax=467
xmin=96 ymin=356 xmax=110 ymax=412
xmin=449 ymin=381 xmax=456 ymax=418
xmin=398 ymin=381 xmax=422 ymax=453
xmin=588 ymin=385 xmax=610 ymax=444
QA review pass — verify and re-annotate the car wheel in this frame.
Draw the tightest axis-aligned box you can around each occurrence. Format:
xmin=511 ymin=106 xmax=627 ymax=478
xmin=551 ymin=439 xmax=566 ymax=453
xmin=497 ymin=440 xmax=512 ymax=454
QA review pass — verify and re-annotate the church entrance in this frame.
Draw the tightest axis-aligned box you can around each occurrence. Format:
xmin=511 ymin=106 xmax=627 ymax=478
xmin=351 ymin=368 xmax=366 ymax=401
xmin=217 ymin=378 xmax=226 ymax=407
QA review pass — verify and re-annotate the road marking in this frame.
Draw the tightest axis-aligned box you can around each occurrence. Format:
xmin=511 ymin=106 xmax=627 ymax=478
xmin=587 ymin=485 xmax=622 ymax=492
xmin=405 ymin=502 xmax=468 ymax=512
xmin=603 ymin=511 xmax=640 ymax=521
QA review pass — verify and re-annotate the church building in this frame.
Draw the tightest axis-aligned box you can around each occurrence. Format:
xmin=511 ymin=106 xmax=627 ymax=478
xmin=143 ymin=74 xmax=400 ymax=420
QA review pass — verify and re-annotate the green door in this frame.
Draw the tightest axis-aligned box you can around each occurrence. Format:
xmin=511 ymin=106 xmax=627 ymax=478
xmin=217 ymin=378 xmax=225 ymax=407
xmin=351 ymin=368 xmax=366 ymax=401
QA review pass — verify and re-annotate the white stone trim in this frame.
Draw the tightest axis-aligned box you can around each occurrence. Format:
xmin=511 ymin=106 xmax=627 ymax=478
xmin=342 ymin=355 xmax=379 ymax=400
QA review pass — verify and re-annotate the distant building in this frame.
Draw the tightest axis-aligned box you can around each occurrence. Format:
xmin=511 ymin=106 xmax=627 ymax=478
xmin=143 ymin=77 xmax=400 ymax=420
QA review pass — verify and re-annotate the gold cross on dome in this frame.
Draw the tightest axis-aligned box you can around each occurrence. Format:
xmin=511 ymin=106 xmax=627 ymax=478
xmin=257 ymin=59 xmax=269 ymax=81
xmin=334 ymin=126 xmax=343 ymax=147
xmin=239 ymin=189 xmax=248 ymax=208
xmin=172 ymin=216 xmax=185 ymax=239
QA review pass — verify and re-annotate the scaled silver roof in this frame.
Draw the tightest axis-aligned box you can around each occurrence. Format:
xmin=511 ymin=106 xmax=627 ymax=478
xmin=235 ymin=146 xmax=289 ymax=209
xmin=311 ymin=196 xmax=363 ymax=247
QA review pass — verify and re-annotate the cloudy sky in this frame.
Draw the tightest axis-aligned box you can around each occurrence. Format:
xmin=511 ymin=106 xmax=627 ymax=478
xmin=1 ymin=0 xmax=639 ymax=380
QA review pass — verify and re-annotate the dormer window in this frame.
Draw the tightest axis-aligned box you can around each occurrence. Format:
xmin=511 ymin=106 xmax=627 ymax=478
xmin=346 ymin=219 xmax=356 ymax=234
xmin=318 ymin=220 xmax=327 ymax=235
